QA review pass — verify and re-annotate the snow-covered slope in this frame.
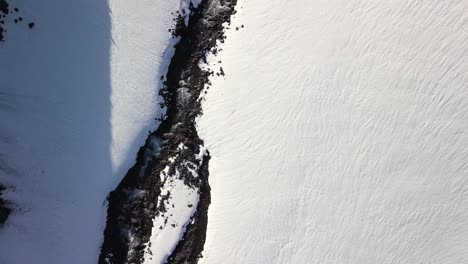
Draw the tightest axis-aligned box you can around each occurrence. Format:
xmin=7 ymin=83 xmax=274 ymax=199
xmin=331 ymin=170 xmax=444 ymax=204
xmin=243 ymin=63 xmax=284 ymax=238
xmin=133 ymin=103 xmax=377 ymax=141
xmin=198 ymin=0 xmax=468 ymax=263
xmin=0 ymin=0 xmax=177 ymax=263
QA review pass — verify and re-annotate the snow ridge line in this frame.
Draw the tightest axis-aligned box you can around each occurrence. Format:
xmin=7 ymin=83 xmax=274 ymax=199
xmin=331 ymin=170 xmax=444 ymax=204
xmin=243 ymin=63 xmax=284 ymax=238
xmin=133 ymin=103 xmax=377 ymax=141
xmin=99 ymin=0 xmax=237 ymax=263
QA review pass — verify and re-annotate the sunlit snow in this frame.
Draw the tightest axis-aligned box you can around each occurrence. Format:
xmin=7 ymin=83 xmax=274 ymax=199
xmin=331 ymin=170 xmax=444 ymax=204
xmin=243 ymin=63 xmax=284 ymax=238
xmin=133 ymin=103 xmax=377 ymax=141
xmin=198 ymin=0 xmax=468 ymax=263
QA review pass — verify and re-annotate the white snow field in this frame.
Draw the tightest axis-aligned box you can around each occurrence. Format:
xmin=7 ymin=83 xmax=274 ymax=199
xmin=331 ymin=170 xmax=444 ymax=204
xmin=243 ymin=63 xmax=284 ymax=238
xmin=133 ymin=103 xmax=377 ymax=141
xmin=0 ymin=0 xmax=178 ymax=263
xmin=198 ymin=0 xmax=468 ymax=263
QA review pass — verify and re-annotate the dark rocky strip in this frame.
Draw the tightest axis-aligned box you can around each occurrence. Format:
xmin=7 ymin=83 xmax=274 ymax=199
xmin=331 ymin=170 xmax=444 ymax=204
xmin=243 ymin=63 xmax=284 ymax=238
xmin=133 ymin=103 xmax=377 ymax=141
xmin=0 ymin=0 xmax=10 ymax=224
xmin=99 ymin=0 xmax=237 ymax=263
xmin=0 ymin=184 xmax=11 ymax=225
xmin=0 ymin=0 xmax=8 ymax=41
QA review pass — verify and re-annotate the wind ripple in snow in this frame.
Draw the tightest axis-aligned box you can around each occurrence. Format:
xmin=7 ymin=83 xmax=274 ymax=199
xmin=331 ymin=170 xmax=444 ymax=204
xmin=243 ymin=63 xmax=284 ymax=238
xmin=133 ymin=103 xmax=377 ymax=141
xmin=198 ymin=0 xmax=468 ymax=263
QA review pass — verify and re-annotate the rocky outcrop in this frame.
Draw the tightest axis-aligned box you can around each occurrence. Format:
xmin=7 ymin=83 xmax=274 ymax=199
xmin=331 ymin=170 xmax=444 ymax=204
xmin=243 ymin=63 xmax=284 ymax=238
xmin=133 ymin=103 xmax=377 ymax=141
xmin=99 ymin=0 xmax=237 ymax=263
xmin=0 ymin=184 xmax=11 ymax=225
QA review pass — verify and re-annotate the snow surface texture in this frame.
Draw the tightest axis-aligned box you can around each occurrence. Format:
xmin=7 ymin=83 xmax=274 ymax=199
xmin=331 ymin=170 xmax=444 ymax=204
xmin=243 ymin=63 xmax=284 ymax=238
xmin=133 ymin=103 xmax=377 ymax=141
xmin=0 ymin=0 xmax=178 ymax=263
xmin=198 ymin=0 xmax=468 ymax=263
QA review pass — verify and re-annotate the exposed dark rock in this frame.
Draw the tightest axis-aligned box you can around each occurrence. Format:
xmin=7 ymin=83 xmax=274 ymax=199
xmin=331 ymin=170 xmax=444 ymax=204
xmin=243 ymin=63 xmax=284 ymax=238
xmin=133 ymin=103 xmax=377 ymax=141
xmin=0 ymin=1 xmax=33 ymax=41
xmin=0 ymin=0 xmax=8 ymax=15
xmin=166 ymin=154 xmax=211 ymax=264
xmin=0 ymin=0 xmax=8 ymax=41
xmin=99 ymin=0 xmax=237 ymax=263
xmin=0 ymin=184 xmax=11 ymax=225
